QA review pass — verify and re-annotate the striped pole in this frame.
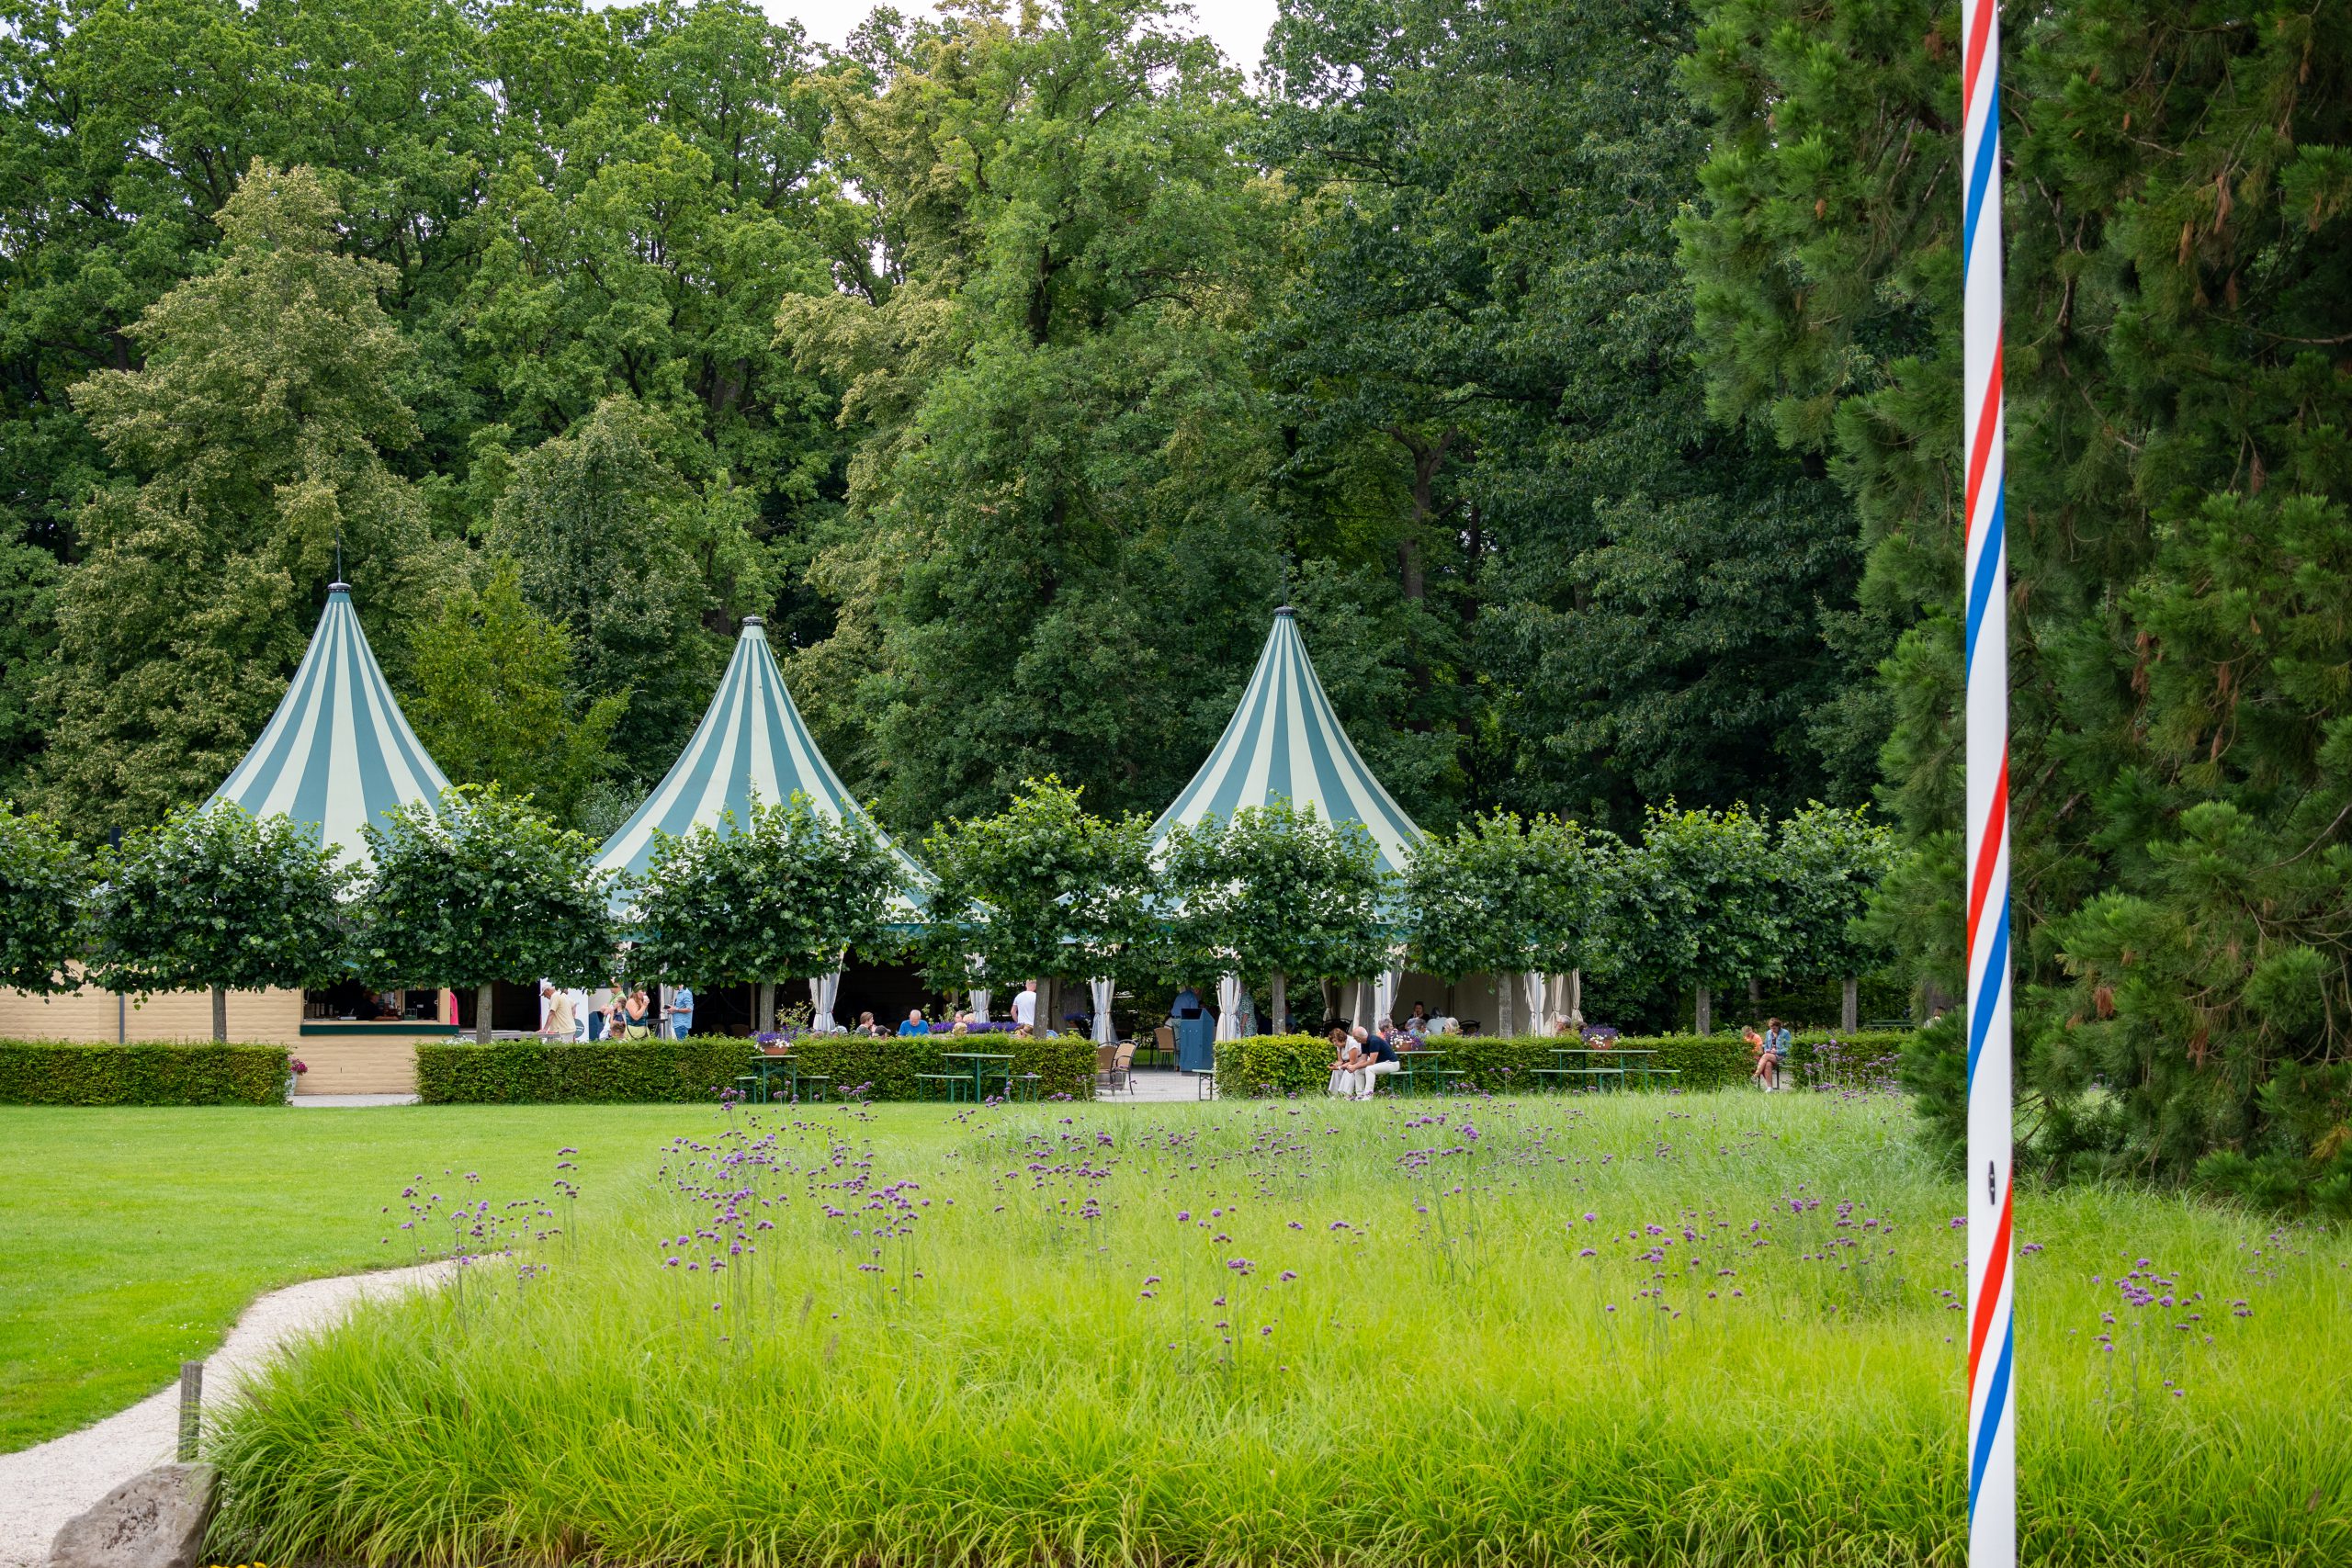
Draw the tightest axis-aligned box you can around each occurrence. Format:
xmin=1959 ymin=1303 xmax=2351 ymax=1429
xmin=1959 ymin=2 xmax=2017 ymax=1564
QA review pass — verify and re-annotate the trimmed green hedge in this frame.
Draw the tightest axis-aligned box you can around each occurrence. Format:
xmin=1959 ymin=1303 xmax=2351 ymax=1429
xmin=0 ymin=1040 xmax=290 ymax=1106
xmin=416 ymin=1040 xmax=751 ymax=1104
xmin=416 ymin=1035 xmax=1100 ymax=1104
xmin=1216 ymin=1030 xmax=1913 ymax=1099
xmin=789 ymin=1035 xmax=1097 ymax=1101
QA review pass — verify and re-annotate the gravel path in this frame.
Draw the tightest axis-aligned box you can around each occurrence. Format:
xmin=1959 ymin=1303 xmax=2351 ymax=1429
xmin=0 ymin=1262 xmax=452 ymax=1566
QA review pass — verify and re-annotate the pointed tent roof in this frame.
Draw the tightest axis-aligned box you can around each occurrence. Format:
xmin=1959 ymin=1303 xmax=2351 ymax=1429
xmin=206 ymin=583 xmax=453 ymax=872
xmin=1149 ymin=606 xmax=1424 ymax=875
xmin=594 ymin=617 xmax=924 ymax=906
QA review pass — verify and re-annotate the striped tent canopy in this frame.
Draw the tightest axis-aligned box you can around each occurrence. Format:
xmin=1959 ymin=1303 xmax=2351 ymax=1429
xmin=206 ymin=583 xmax=453 ymax=871
xmin=594 ymin=616 xmax=924 ymax=908
xmin=1149 ymin=606 xmax=1424 ymax=875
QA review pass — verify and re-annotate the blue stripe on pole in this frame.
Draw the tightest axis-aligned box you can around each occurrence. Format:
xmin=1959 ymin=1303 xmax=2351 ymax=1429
xmin=1962 ymin=68 xmax=2000 ymax=279
xmin=1966 ymin=896 xmax=2009 ymax=1084
xmin=1967 ymin=1325 xmax=2015 ymax=1519
xmin=1964 ymin=491 xmax=2005 ymax=666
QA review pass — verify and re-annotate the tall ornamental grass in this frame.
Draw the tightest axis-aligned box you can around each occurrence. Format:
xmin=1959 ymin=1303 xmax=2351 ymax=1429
xmin=209 ymin=1090 xmax=2351 ymax=1565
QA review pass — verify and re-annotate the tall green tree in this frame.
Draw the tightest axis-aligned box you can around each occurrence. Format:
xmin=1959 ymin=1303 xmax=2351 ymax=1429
xmin=628 ymin=793 xmax=907 ymax=1033
xmin=85 ymin=804 xmax=354 ymax=1042
xmin=1161 ymin=799 xmax=1386 ymax=1032
xmin=1772 ymin=803 xmax=1898 ymax=1029
xmin=1681 ymin=0 xmax=2352 ymax=1193
xmin=487 ymin=395 xmax=761 ymax=778
xmin=0 ymin=801 xmax=87 ymax=995
xmin=357 ymin=784 xmax=614 ymax=1043
xmin=778 ymin=0 xmax=1290 ymax=829
xmin=1259 ymin=0 xmax=1872 ymax=830
xmin=39 ymin=162 xmax=449 ymax=838
xmin=404 ymin=562 xmax=628 ymax=829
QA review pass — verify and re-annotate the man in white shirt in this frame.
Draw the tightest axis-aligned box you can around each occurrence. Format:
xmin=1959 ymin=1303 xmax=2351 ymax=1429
xmin=1011 ymin=980 xmax=1038 ymax=1030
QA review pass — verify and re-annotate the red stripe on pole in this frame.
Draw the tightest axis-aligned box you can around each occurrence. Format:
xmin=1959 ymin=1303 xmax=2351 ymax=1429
xmin=1964 ymin=341 xmax=2004 ymax=536
xmin=1966 ymin=751 xmax=2008 ymax=961
xmin=1962 ymin=0 xmax=1996 ymax=120
xmin=1967 ymin=1180 xmax=2014 ymax=1383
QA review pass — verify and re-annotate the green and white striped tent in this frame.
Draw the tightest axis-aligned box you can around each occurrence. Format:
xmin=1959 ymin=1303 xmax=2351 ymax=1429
xmin=594 ymin=616 xmax=923 ymax=908
xmin=1149 ymin=606 xmax=1424 ymax=875
xmin=206 ymin=582 xmax=452 ymax=871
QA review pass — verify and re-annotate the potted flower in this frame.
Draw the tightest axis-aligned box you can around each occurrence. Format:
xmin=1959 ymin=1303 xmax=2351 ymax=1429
xmin=287 ymin=1057 xmax=308 ymax=1100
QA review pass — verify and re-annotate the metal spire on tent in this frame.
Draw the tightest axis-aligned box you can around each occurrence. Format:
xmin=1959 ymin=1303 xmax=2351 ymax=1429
xmin=1148 ymin=605 xmax=1424 ymax=875
xmin=594 ymin=616 xmax=924 ymax=909
xmin=205 ymin=582 xmax=453 ymax=872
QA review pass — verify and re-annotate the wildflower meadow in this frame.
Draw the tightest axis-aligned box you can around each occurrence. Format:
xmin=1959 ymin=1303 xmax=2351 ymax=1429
xmin=203 ymin=1089 xmax=2350 ymax=1565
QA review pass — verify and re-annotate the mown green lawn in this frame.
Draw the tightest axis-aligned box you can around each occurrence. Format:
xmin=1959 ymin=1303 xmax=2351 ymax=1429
xmin=0 ymin=1103 xmax=968 ymax=1450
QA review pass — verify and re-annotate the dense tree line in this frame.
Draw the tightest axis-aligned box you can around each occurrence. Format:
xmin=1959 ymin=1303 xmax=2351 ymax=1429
xmin=4 ymin=0 xmax=2347 ymax=1193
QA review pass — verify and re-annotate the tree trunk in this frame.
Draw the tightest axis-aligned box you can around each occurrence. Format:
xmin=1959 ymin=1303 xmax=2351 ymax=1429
xmin=210 ymin=984 xmax=228 ymax=1043
xmin=758 ymin=981 xmax=775 ymax=1035
xmin=476 ymin=983 xmax=494 ymax=1044
xmin=1748 ymin=976 xmax=1762 ymax=1004
xmin=1694 ymin=984 xmax=1712 ymax=1036
xmin=1842 ymin=976 xmax=1860 ymax=1033
xmin=1495 ymin=975 xmax=1516 ymax=1038
xmin=1270 ymin=972 xmax=1288 ymax=1035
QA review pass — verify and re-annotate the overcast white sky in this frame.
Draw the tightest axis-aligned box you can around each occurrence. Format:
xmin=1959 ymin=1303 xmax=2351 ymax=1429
xmin=751 ymin=0 xmax=1281 ymax=76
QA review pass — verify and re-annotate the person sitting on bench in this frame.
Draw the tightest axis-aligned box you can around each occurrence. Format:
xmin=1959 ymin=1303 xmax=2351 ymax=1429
xmin=1351 ymin=1025 xmax=1400 ymax=1100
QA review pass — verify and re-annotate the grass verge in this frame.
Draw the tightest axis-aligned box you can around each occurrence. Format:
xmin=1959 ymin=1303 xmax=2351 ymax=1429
xmin=203 ymin=1089 xmax=2352 ymax=1565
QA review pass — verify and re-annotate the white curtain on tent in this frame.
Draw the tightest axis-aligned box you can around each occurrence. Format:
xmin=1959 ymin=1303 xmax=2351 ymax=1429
xmin=969 ymin=989 xmax=992 ymax=1024
xmin=1091 ymin=978 xmax=1116 ymax=1045
xmin=1373 ymin=966 xmax=1402 ymax=1032
xmin=1216 ymin=974 xmax=1246 ymax=1042
xmin=810 ymin=970 xmax=842 ymax=1033
xmin=1521 ymin=972 xmax=1547 ymax=1036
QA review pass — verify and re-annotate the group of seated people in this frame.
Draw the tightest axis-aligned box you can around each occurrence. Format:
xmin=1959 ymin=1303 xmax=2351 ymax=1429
xmin=887 ymin=1008 xmax=1048 ymax=1041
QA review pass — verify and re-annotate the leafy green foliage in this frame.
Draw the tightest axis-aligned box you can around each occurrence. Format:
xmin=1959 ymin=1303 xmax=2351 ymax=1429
xmin=628 ymin=794 xmax=906 ymax=992
xmin=1214 ymin=1029 xmax=1909 ymax=1099
xmin=783 ymin=1034 xmax=1098 ymax=1103
xmin=1772 ymin=803 xmax=1898 ymax=987
xmin=405 ymin=561 xmax=628 ymax=829
xmin=0 ymin=801 xmax=85 ymax=993
xmin=1404 ymin=813 xmax=1621 ymax=986
xmin=1619 ymin=805 xmax=1785 ymax=1013
xmin=84 ymin=804 xmax=354 ymax=1039
xmin=357 ymin=786 xmax=614 ymax=1003
xmin=0 ymin=1041 xmax=289 ymax=1106
xmin=918 ymin=778 xmax=1158 ymax=992
xmin=1161 ymin=800 xmax=1386 ymax=988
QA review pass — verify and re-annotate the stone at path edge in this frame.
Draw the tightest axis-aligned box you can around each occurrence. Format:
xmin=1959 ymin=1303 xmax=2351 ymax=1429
xmin=46 ymin=1462 xmax=216 ymax=1568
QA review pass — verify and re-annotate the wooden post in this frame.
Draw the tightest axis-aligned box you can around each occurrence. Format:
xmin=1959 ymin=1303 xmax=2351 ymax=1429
xmin=177 ymin=1360 xmax=203 ymax=1461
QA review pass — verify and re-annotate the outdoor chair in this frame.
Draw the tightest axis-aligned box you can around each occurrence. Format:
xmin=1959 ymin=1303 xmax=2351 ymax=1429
xmin=1100 ymin=1041 xmax=1136 ymax=1094
xmin=1151 ymin=1025 xmax=1176 ymax=1069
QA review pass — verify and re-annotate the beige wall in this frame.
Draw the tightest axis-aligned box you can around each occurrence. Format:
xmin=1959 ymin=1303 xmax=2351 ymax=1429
xmin=0 ymin=983 xmax=305 ymax=1044
xmin=292 ymin=1040 xmax=419 ymax=1095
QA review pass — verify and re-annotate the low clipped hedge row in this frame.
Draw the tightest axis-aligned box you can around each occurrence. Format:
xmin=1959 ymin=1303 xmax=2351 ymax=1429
xmin=416 ymin=1040 xmax=752 ymax=1103
xmin=417 ymin=1035 xmax=1099 ymax=1103
xmin=1216 ymin=1030 xmax=1913 ymax=1099
xmin=0 ymin=1040 xmax=291 ymax=1106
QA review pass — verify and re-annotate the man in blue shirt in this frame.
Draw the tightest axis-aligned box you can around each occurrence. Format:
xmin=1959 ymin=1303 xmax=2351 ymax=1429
xmin=898 ymin=1009 xmax=932 ymax=1037
xmin=670 ymin=985 xmax=695 ymax=1040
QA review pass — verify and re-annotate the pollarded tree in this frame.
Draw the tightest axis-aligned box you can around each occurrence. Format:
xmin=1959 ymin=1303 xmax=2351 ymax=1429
xmin=1622 ymin=804 xmax=1786 ymax=1035
xmin=357 ymin=786 xmax=614 ymax=1043
xmin=0 ymin=801 xmax=88 ymax=996
xmin=1162 ymin=798 xmax=1386 ymax=1034
xmin=918 ymin=777 xmax=1159 ymax=1025
xmin=85 ymin=804 xmax=354 ymax=1042
xmin=1774 ymin=803 xmax=1897 ymax=1029
xmin=630 ymin=793 xmax=907 ymax=1033
xmin=1404 ymin=812 xmax=1626 ymax=1033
